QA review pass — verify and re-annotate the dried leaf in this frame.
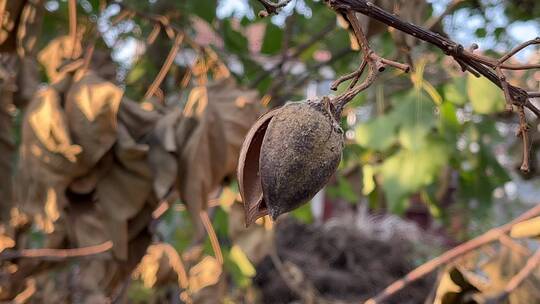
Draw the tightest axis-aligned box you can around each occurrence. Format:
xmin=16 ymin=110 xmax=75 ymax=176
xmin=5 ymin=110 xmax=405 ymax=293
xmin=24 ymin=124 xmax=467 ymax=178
xmin=96 ymin=123 xmax=153 ymax=222
xmin=188 ymin=256 xmax=222 ymax=293
xmin=16 ymin=0 xmax=44 ymax=57
xmin=175 ymin=80 xmax=263 ymax=235
xmin=0 ymin=234 xmax=15 ymax=253
xmin=237 ymin=108 xmax=278 ymax=227
xmin=133 ymin=243 xmax=188 ymax=288
xmin=510 ymin=216 xmax=540 ymax=239
xmin=0 ymin=1 xmax=26 ymax=52
xmin=177 ymin=85 xmax=228 ymax=236
xmin=37 ymin=36 xmax=82 ymax=82
xmin=433 ymin=266 xmax=482 ymax=304
xmin=207 ymin=79 xmax=262 ymax=174
xmin=148 ymin=108 xmax=182 ymax=199
xmin=65 ymin=71 xmax=122 ymax=171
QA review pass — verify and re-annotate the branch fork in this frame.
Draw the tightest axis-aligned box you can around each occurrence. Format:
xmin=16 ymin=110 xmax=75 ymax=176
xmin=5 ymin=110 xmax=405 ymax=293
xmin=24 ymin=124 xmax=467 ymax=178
xmin=330 ymin=10 xmax=410 ymax=113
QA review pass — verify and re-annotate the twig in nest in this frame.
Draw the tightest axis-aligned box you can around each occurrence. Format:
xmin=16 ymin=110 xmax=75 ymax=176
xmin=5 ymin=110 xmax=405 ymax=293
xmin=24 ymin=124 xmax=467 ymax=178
xmin=363 ymin=203 xmax=540 ymax=304
xmin=330 ymin=10 xmax=410 ymax=112
xmin=256 ymin=0 xmax=294 ymax=17
xmin=0 ymin=241 xmax=113 ymax=261
xmin=269 ymin=246 xmax=321 ymax=304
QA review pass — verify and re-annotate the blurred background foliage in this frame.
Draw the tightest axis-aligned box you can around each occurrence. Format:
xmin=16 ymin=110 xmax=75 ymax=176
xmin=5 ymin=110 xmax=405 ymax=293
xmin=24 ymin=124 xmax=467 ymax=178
xmin=1 ymin=0 xmax=540 ymax=303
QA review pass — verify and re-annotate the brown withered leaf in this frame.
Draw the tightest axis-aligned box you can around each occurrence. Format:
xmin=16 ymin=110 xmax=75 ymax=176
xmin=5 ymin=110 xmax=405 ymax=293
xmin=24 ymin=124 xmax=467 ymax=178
xmin=96 ymin=123 xmax=153 ymax=222
xmin=237 ymin=108 xmax=279 ymax=227
xmin=207 ymin=79 xmax=262 ymax=174
xmin=176 ymin=79 xmax=262 ymax=236
xmin=177 ymin=85 xmax=228 ymax=237
xmin=65 ymin=70 xmax=123 ymax=171
xmin=0 ymin=1 xmax=25 ymax=52
xmin=37 ymin=35 xmax=82 ymax=82
xmin=148 ymin=108 xmax=183 ymax=199
xmin=16 ymin=87 xmax=81 ymax=231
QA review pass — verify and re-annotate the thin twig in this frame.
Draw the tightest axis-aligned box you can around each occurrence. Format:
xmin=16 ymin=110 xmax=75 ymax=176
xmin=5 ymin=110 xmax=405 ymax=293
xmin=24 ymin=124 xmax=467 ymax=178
xmin=250 ymin=21 xmax=336 ymax=88
xmin=498 ymin=234 xmax=531 ymax=257
xmin=68 ymin=0 xmax=78 ymax=59
xmin=144 ymin=33 xmax=184 ymax=101
xmin=200 ymin=211 xmax=224 ymax=265
xmin=424 ymin=0 xmax=466 ymax=30
xmin=0 ymin=241 xmax=113 ymax=261
xmin=326 ymin=0 xmax=537 ymax=110
xmin=331 ymin=10 xmax=409 ymax=111
xmin=364 ymin=203 xmax=540 ymax=304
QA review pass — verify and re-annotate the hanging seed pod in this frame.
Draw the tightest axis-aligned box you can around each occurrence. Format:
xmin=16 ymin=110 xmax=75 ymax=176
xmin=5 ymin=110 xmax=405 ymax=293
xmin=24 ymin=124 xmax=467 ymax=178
xmin=238 ymin=97 xmax=343 ymax=226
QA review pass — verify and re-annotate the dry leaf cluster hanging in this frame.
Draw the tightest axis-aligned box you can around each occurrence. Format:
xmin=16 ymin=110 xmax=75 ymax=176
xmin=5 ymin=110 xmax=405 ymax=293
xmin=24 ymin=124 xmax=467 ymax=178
xmin=0 ymin=0 xmax=43 ymax=220
xmin=9 ymin=34 xmax=263 ymax=300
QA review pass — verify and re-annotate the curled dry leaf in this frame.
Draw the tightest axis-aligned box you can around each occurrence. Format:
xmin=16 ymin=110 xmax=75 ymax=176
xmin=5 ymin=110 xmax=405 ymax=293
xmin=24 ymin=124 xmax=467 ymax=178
xmin=238 ymin=97 xmax=343 ymax=226
xmin=133 ymin=243 xmax=188 ymax=289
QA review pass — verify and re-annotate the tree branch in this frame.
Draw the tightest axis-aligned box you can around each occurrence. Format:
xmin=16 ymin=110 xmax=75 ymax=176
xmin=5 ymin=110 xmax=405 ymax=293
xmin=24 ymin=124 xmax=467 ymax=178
xmin=363 ymin=203 xmax=540 ymax=304
xmin=0 ymin=242 xmax=113 ymax=261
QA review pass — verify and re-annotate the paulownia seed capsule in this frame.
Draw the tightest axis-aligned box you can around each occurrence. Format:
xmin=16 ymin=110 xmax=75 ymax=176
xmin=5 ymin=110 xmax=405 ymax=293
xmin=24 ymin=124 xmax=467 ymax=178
xmin=238 ymin=97 xmax=343 ymax=226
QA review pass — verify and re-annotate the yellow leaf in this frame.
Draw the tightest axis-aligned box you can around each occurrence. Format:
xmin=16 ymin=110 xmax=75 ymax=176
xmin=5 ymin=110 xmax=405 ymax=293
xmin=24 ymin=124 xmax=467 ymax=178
xmin=188 ymin=256 xmax=222 ymax=293
xmin=510 ymin=217 xmax=540 ymax=239
xmin=229 ymin=245 xmax=256 ymax=277
xmin=0 ymin=235 xmax=15 ymax=253
xmin=362 ymin=165 xmax=376 ymax=195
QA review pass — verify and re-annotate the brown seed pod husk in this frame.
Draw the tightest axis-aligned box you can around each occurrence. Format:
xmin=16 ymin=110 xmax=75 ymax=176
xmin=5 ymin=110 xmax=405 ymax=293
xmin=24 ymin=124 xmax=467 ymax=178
xmin=237 ymin=108 xmax=281 ymax=227
xmin=260 ymin=98 xmax=343 ymax=220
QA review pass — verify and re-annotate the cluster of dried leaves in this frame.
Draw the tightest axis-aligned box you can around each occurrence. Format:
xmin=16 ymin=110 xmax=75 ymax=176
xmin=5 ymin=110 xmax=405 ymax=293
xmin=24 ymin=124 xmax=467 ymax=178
xmin=0 ymin=1 xmax=264 ymax=299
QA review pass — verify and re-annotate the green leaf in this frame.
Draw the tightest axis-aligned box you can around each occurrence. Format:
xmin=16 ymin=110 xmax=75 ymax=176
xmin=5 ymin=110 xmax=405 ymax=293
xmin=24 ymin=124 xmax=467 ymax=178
xmin=222 ymin=20 xmax=248 ymax=54
xmin=261 ymin=23 xmax=283 ymax=55
xmin=355 ymin=115 xmax=398 ymax=151
xmin=380 ymin=140 xmax=449 ymax=212
xmin=398 ymin=125 xmax=429 ymax=151
xmin=443 ymin=78 xmax=467 ymax=106
xmin=290 ymin=203 xmax=313 ymax=224
xmin=189 ymin=0 xmax=217 ymax=23
xmin=390 ymin=89 xmax=437 ymax=129
xmin=467 ymin=74 xmax=506 ymax=114
xmin=475 ymin=28 xmax=487 ymax=38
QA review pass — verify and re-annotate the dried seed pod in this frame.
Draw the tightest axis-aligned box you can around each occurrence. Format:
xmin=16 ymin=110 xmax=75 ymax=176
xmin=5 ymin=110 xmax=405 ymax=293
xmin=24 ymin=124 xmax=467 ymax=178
xmin=238 ymin=97 xmax=343 ymax=226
